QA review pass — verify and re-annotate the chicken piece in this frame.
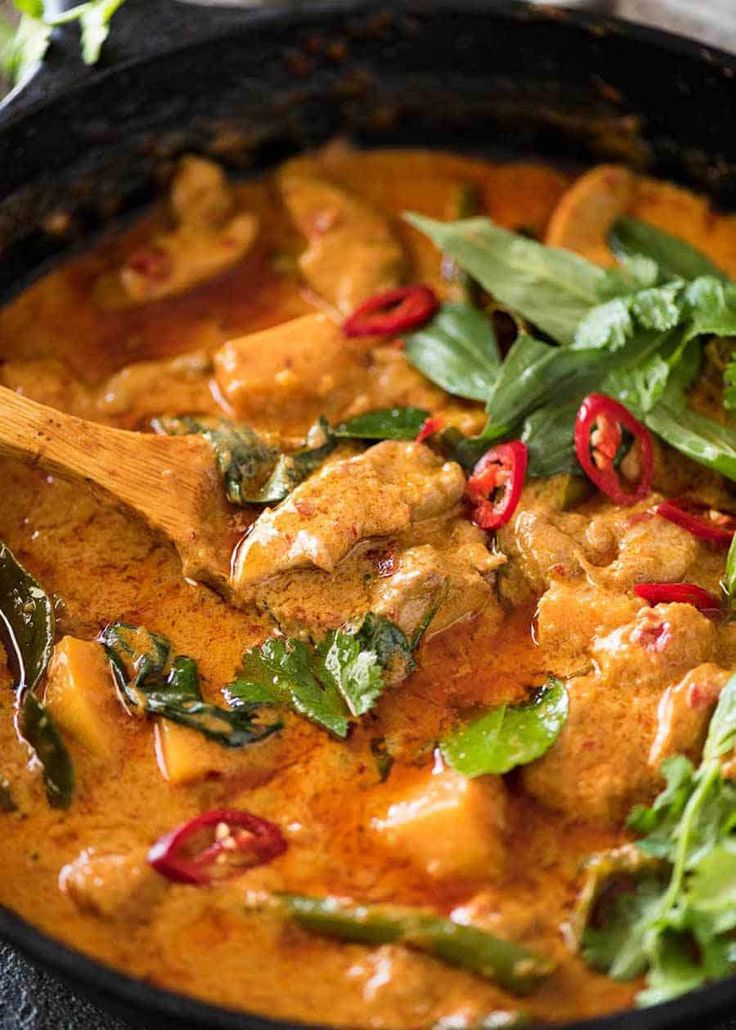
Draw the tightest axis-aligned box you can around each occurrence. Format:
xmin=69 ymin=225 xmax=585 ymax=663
xmin=583 ymin=507 xmax=702 ymax=591
xmin=95 ymin=350 xmax=214 ymax=421
xmin=523 ymin=604 xmax=718 ymax=824
xmin=214 ymin=313 xmax=369 ymax=427
xmin=345 ymin=345 xmax=447 ymax=421
xmin=60 ymin=848 xmax=167 ymax=922
xmin=279 ymin=157 xmax=405 ymax=314
xmin=371 ymin=766 xmax=507 ymax=882
xmin=535 ymin=581 xmax=641 ymax=678
xmin=545 ymin=165 xmax=637 ymax=267
xmin=44 ymin=637 xmax=121 ymax=760
xmin=497 ymin=480 xmax=589 ymax=600
xmin=649 ymin=663 xmax=731 ymax=769
xmin=593 ymin=603 xmax=718 ymax=689
xmin=231 ymin=441 xmax=465 ymax=594
xmin=373 ymin=522 xmax=504 ymax=640
xmin=101 ymin=156 xmax=257 ymax=307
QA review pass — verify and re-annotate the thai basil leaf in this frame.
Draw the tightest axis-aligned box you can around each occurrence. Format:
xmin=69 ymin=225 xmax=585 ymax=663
xmin=644 ymin=402 xmax=736 ymax=482
xmin=154 ymin=415 xmax=280 ymax=506
xmin=404 ymin=303 xmax=501 ymax=401
xmin=441 ymin=678 xmax=568 ymax=777
xmin=610 ymin=216 xmax=728 ymax=283
xmin=0 ymin=542 xmax=54 ymax=694
xmin=101 ymin=622 xmax=280 ymax=747
xmin=332 ymin=407 xmax=429 ymax=441
xmin=520 ymin=401 xmax=579 ymax=477
xmin=0 ymin=542 xmax=73 ymax=808
xmin=725 ymin=354 xmax=736 ymax=411
xmin=19 ymin=693 xmax=74 ymax=809
xmin=405 ymin=213 xmax=605 ymax=345
xmin=725 ymin=534 xmax=736 ymax=609
xmin=228 ymin=613 xmax=417 ymax=737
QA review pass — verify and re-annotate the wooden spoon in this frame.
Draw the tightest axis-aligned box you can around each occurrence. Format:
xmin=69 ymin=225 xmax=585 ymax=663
xmin=0 ymin=386 xmax=234 ymax=593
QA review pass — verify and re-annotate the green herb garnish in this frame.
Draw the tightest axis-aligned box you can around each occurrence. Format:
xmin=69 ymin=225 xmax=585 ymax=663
xmin=441 ymin=678 xmax=568 ymax=777
xmin=405 ymin=303 xmax=501 ymax=402
xmin=100 ymin=622 xmax=281 ymax=747
xmin=226 ymin=613 xmax=416 ymax=739
xmin=577 ymin=672 xmax=736 ymax=1006
xmin=0 ymin=542 xmax=73 ymax=808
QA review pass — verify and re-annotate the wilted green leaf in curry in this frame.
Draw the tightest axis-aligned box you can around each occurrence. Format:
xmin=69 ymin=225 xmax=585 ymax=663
xmin=404 ymin=303 xmax=501 ymax=402
xmin=405 ymin=213 xmax=605 ymax=345
xmin=19 ymin=692 xmax=74 ymax=809
xmin=229 ymin=613 xmax=417 ymax=737
xmin=0 ymin=543 xmax=73 ymax=808
xmin=251 ymin=893 xmax=554 ymax=996
xmin=154 ymin=415 xmax=281 ymax=506
xmin=441 ymin=678 xmax=568 ymax=777
xmin=332 ymin=407 xmax=430 ymax=441
xmin=101 ymin=621 xmax=280 ymax=747
xmin=0 ymin=542 xmax=54 ymax=694
xmin=610 ymin=216 xmax=729 ymax=283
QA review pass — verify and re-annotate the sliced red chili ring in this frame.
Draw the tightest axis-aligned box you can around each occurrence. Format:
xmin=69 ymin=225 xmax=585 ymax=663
xmin=343 ymin=285 xmax=439 ymax=338
xmin=657 ymin=498 xmax=736 ymax=548
xmin=148 ymin=809 xmax=286 ymax=886
xmin=467 ymin=440 xmax=528 ymax=531
xmin=415 ymin=416 xmax=444 ymax=444
xmin=634 ymin=582 xmax=722 ymax=615
xmin=574 ymin=393 xmax=653 ymax=506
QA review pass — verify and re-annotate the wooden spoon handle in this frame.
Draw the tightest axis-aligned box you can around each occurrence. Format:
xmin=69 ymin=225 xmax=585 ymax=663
xmin=0 ymin=386 xmax=231 ymax=588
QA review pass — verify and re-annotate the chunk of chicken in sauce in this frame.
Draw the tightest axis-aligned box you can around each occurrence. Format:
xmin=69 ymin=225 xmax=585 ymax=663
xmin=231 ymin=441 xmax=466 ymax=593
xmin=523 ymin=603 xmax=719 ymax=824
xmin=278 ymin=155 xmax=406 ymax=314
xmin=98 ymin=156 xmax=258 ymax=307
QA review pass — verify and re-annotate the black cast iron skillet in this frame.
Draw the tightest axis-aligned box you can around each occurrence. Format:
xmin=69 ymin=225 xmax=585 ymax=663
xmin=0 ymin=1 xmax=735 ymax=1026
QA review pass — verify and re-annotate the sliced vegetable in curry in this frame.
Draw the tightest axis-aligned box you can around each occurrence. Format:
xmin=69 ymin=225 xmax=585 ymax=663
xmin=1 ymin=145 xmax=736 ymax=1028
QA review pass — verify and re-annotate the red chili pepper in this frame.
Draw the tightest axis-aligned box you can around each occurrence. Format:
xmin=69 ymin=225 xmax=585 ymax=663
xmin=657 ymin=498 xmax=736 ymax=548
xmin=466 ymin=441 xmax=528 ymax=531
xmin=634 ymin=582 xmax=722 ymax=615
xmin=125 ymin=244 xmax=172 ymax=282
xmin=574 ymin=393 xmax=653 ymax=506
xmin=415 ymin=416 xmax=444 ymax=444
xmin=148 ymin=809 xmax=286 ymax=886
xmin=343 ymin=285 xmax=439 ymax=338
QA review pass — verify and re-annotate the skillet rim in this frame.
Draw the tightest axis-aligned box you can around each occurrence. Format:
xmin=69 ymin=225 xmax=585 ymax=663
xmin=1 ymin=1 xmax=736 ymax=1027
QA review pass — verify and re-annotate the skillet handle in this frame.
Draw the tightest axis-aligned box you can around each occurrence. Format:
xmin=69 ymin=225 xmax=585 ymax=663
xmin=0 ymin=0 xmax=273 ymax=119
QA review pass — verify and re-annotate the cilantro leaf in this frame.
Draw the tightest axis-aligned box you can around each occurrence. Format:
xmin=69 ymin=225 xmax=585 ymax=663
xmin=441 ymin=678 xmax=568 ymax=777
xmin=577 ymin=673 xmax=736 ymax=1006
xmin=404 ymin=302 xmax=501 ymax=401
xmin=230 ymin=636 xmax=348 ymax=738
xmin=228 ymin=613 xmax=417 ymax=738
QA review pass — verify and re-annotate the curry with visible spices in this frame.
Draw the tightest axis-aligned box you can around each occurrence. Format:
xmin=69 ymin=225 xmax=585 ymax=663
xmin=1 ymin=143 xmax=736 ymax=1027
